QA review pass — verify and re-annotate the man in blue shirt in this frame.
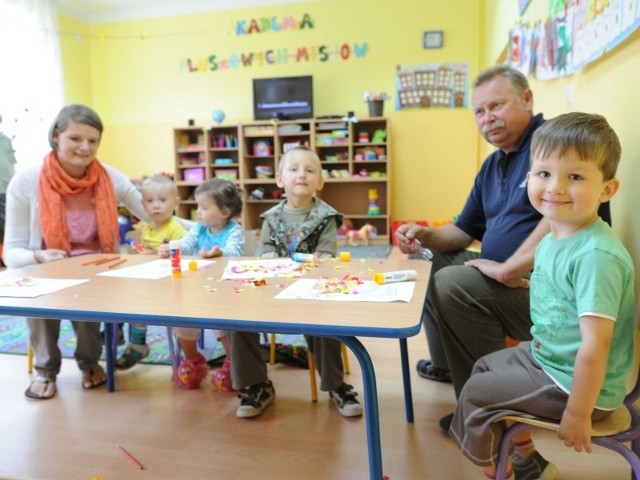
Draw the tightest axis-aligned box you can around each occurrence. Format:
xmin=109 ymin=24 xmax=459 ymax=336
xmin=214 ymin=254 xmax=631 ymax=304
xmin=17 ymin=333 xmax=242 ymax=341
xmin=396 ymin=66 xmax=610 ymax=433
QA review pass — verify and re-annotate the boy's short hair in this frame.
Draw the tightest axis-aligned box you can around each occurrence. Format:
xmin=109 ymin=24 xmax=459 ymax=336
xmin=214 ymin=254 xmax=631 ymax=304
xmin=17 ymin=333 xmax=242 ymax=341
xmin=278 ymin=146 xmax=321 ymax=173
xmin=141 ymin=174 xmax=178 ymax=196
xmin=531 ymin=112 xmax=621 ymax=181
xmin=195 ymin=178 xmax=243 ymax=217
xmin=48 ymin=104 xmax=103 ymax=150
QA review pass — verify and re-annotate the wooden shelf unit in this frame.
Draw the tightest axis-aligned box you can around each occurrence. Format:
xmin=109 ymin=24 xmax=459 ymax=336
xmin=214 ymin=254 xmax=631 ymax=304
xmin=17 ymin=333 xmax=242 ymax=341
xmin=172 ymin=117 xmax=390 ymax=244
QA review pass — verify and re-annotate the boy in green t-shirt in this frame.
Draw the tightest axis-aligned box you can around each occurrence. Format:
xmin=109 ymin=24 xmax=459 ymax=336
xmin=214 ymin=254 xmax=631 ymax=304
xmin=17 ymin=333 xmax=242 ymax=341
xmin=449 ymin=113 xmax=636 ymax=480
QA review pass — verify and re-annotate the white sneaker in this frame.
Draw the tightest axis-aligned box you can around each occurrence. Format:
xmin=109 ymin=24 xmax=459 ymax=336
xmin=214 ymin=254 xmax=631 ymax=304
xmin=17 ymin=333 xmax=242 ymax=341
xmin=329 ymin=383 xmax=363 ymax=417
xmin=236 ymin=380 xmax=276 ymax=418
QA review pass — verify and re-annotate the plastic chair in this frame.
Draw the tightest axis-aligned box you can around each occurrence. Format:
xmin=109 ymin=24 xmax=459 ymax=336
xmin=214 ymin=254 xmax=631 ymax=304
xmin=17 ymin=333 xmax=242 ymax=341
xmin=495 ymin=329 xmax=640 ymax=480
xmin=269 ymin=333 xmax=350 ymax=402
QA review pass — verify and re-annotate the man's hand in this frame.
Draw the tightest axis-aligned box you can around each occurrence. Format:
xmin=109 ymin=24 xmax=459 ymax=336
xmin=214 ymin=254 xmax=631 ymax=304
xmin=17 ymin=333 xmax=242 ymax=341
xmin=395 ymin=224 xmax=426 ymax=254
xmin=464 ymin=258 xmax=530 ymax=288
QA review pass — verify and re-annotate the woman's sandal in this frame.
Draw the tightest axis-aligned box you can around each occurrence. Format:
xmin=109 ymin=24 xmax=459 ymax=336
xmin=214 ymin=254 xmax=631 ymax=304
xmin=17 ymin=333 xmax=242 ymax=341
xmin=25 ymin=375 xmax=57 ymax=400
xmin=82 ymin=365 xmax=107 ymax=390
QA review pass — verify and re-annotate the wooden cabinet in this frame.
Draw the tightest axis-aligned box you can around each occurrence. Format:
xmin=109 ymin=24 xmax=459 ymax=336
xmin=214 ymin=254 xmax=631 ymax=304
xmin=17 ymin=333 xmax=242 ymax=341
xmin=172 ymin=117 xmax=390 ymax=244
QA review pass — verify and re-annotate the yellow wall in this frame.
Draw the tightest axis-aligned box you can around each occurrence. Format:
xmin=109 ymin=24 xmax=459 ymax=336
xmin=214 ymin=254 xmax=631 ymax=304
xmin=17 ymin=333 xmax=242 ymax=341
xmin=58 ymin=0 xmax=639 ymax=294
xmin=481 ymin=0 xmax=640 ymax=297
xmin=58 ymin=0 xmax=480 ymax=224
xmin=58 ymin=16 xmax=92 ymax=105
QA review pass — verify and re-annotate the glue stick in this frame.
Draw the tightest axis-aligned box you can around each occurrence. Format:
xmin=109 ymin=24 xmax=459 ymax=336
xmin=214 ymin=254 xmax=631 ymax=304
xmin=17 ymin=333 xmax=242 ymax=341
xmin=373 ymin=269 xmax=417 ymax=285
xmin=169 ymin=240 xmax=182 ymax=279
xmin=292 ymin=252 xmax=317 ymax=263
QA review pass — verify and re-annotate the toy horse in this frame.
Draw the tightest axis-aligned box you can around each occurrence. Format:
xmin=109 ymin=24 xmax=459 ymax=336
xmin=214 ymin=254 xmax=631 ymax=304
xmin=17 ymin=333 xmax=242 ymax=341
xmin=347 ymin=224 xmax=375 ymax=246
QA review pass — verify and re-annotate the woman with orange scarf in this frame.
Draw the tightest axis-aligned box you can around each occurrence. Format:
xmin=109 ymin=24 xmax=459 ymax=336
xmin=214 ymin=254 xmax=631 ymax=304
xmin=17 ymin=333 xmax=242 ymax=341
xmin=3 ymin=104 xmax=149 ymax=400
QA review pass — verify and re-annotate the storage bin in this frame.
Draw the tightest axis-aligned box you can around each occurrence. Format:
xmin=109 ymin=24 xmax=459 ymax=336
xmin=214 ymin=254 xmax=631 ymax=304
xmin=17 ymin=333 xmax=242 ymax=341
xmin=215 ymin=168 xmax=238 ymax=181
xmin=183 ymin=167 xmax=205 ymax=182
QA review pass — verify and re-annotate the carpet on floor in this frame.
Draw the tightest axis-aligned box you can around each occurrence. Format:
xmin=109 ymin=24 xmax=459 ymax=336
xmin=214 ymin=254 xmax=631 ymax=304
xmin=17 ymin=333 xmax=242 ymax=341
xmin=0 ymin=317 xmax=307 ymax=367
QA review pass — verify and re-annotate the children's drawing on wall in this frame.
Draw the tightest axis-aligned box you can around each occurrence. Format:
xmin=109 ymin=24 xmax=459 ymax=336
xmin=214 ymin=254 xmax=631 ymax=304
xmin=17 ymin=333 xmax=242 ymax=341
xmin=509 ymin=0 xmax=640 ymax=80
xmin=394 ymin=63 xmax=469 ymax=110
xmin=509 ymin=25 xmax=538 ymax=77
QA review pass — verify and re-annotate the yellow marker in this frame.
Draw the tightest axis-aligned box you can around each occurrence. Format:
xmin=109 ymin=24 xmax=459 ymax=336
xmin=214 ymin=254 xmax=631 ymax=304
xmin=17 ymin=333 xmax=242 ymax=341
xmin=339 ymin=251 xmax=350 ymax=262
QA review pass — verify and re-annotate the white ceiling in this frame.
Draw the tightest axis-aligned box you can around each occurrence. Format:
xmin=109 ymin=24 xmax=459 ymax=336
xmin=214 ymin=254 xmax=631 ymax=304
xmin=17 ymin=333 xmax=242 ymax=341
xmin=54 ymin=0 xmax=319 ymax=24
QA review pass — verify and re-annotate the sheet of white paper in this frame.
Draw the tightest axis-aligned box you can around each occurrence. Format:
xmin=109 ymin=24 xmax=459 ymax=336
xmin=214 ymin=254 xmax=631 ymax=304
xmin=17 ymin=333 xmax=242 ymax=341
xmin=97 ymin=259 xmax=215 ymax=279
xmin=275 ymin=279 xmax=415 ymax=303
xmin=0 ymin=277 xmax=89 ymax=298
xmin=222 ymin=259 xmax=306 ymax=279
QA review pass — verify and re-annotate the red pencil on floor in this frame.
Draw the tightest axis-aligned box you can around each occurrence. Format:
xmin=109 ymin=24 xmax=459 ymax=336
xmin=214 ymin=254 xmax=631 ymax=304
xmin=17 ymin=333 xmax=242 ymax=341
xmin=117 ymin=445 xmax=143 ymax=470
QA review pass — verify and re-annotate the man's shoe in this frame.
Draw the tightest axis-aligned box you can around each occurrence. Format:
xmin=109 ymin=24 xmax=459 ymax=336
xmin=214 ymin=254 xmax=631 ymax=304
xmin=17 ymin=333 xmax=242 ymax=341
xmin=512 ymin=450 xmax=558 ymax=480
xmin=416 ymin=359 xmax=452 ymax=383
xmin=115 ymin=343 xmax=149 ymax=370
xmin=329 ymin=383 xmax=363 ymax=417
xmin=236 ymin=380 xmax=275 ymax=418
xmin=439 ymin=412 xmax=453 ymax=434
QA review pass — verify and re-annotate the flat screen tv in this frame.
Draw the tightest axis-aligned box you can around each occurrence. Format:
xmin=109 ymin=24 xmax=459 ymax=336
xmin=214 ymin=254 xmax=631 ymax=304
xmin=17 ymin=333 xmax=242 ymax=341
xmin=253 ymin=75 xmax=313 ymax=120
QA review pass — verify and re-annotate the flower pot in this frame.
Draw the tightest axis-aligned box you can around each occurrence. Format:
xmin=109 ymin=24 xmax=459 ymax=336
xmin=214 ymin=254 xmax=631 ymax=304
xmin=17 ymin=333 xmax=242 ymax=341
xmin=368 ymin=100 xmax=384 ymax=117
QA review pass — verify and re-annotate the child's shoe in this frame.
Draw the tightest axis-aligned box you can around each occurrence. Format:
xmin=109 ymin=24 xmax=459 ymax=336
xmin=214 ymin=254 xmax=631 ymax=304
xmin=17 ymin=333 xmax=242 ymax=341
xmin=512 ymin=450 xmax=558 ymax=480
xmin=236 ymin=380 xmax=275 ymax=418
xmin=174 ymin=353 xmax=208 ymax=389
xmin=212 ymin=358 xmax=233 ymax=391
xmin=329 ymin=383 xmax=363 ymax=417
xmin=115 ymin=342 xmax=149 ymax=370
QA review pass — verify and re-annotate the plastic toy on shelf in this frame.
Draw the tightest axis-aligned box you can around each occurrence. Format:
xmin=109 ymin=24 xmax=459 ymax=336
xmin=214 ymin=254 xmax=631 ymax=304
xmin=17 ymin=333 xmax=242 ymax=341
xmin=367 ymin=188 xmax=380 ymax=215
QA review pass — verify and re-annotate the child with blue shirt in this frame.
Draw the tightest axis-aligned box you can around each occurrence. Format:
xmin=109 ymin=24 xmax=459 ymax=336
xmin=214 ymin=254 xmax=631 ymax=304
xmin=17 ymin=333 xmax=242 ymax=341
xmin=449 ymin=113 xmax=636 ymax=480
xmin=159 ymin=178 xmax=245 ymax=389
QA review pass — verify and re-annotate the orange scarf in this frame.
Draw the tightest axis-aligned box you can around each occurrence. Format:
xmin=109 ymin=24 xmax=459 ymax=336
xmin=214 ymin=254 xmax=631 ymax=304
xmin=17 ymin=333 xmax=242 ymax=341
xmin=38 ymin=151 xmax=119 ymax=254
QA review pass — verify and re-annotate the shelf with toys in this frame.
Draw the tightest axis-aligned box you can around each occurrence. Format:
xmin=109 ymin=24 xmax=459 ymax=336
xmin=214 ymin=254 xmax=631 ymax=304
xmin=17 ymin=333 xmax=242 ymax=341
xmin=172 ymin=116 xmax=390 ymax=243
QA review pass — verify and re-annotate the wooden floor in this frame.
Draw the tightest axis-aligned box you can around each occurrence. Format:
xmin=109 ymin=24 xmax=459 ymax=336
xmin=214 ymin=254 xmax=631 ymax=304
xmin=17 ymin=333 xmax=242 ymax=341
xmin=0 ymin=332 xmax=630 ymax=480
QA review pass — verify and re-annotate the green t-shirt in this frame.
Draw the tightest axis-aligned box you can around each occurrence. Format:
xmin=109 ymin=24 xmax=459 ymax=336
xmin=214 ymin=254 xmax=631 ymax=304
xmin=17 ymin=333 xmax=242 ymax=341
xmin=530 ymin=218 xmax=636 ymax=409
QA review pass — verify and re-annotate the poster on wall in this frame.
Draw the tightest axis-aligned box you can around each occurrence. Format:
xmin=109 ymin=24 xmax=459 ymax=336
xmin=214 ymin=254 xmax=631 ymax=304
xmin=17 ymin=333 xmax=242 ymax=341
xmin=510 ymin=0 xmax=640 ymax=80
xmin=395 ymin=63 xmax=469 ymax=110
